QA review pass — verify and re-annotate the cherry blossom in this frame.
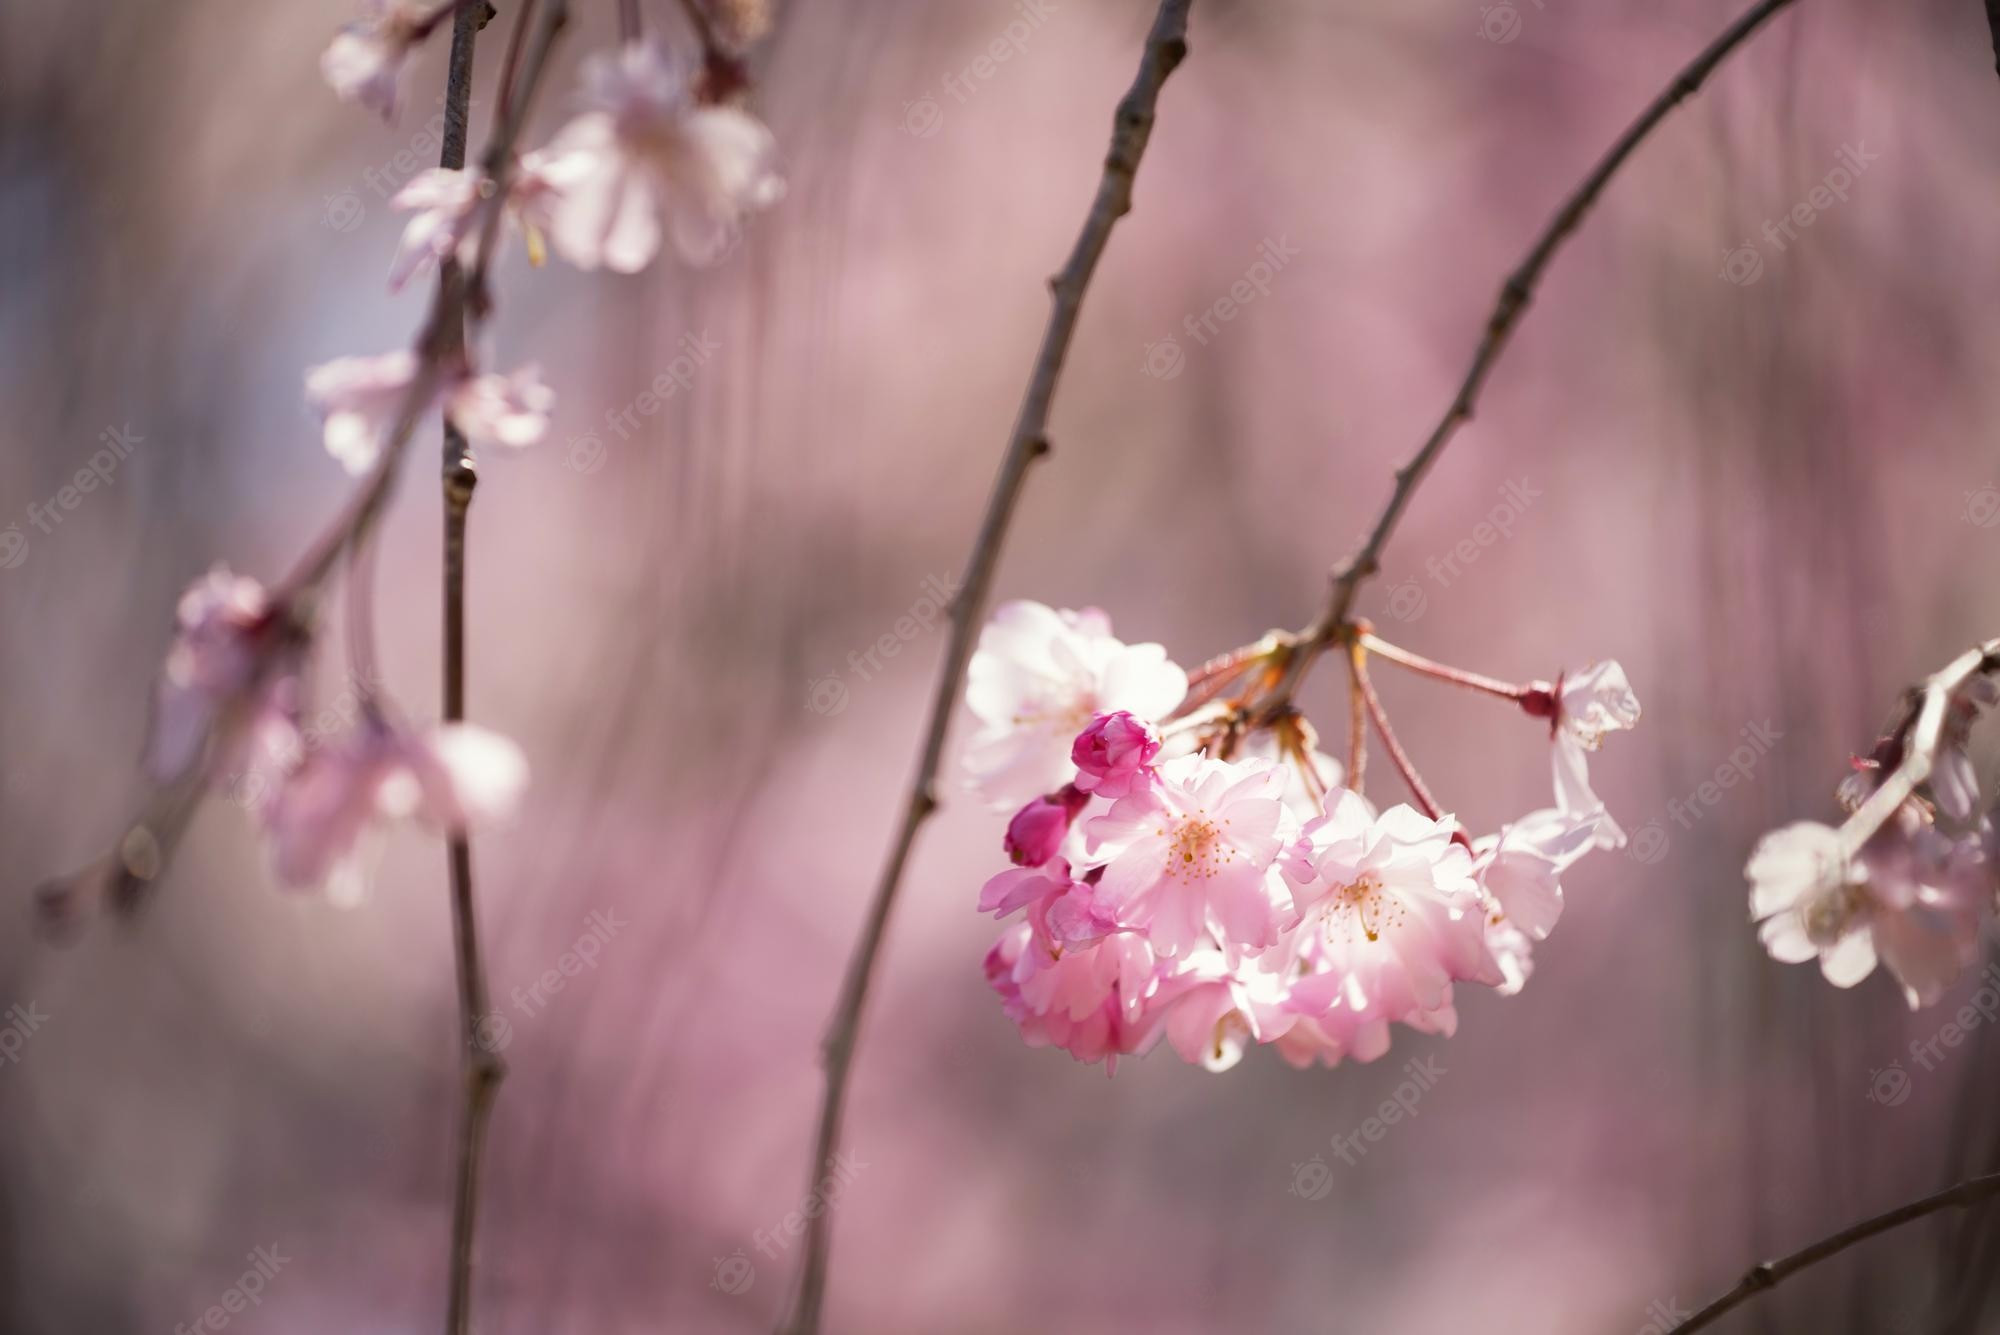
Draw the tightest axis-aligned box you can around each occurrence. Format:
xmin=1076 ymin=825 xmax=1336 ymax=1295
xmin=1071 ymin=711 xmax=1161 ymax=799
xmin=305 ymin=353 xmax=554 ymax=473
xmin=1548 ymin=659 xmax=1642 ymax=849
xmin=1749 ymin=817 xmax=1989 ymax=1009
xmin=1280 ymin=792 xmax=1499 ymax=1043
xmin=148 ymin=567 xmax=304 ymax=784
xmin=321 ymin=3 xmax=426 ymax=122
xmin=1083 ymin=754 xmax=1294 ymax=958
xmin=534 ymin=42 xmax=785 ymax=272
xmin=265 ymin=719 xmax=526 ymax=900
xmin=964 ymin=601 xmax=1188 ymax=810
xmin=1002 ymin=784 xmax=1088 ymax=867
xmin=386 ymin=162 xmax=563 ymax=290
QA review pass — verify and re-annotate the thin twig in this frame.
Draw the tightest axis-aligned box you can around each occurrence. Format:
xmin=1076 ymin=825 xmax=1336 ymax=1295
xmin=775 ymin=4 xmax=1196 ymax=1330
xmin=1352 ymin=648 xmax=1444 ymax=821
xmin=1358 ymin=630 xmax=1531 ymax=704
xmin=1670 ymin=1172 xmax=2000 ymax=1334
xmin=1256 ymin=0 xmax=1801 ymax=722
xmin=1984 ymin=0 xmax=2000 ymax=81
xmin=1344 ymin=641 xmax=1368 ymax=798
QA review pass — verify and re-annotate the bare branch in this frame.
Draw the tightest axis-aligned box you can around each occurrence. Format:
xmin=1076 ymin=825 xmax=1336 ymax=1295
xmin=774 ymin=3 xmax=1196 ymax=1330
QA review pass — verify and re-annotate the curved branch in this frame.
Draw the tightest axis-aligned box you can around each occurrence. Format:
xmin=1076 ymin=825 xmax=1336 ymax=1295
xmin=1673 ymin=1172 xmax=2000 ymax=1334
xmin=775 ymin=4 xmax=1196 ymax=1331
xmin=1259 ymin=0 xmax=1801 ymax=719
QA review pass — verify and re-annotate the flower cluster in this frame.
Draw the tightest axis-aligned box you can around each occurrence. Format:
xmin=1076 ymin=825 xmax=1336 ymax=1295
xmin=966 ymin=601 xmax=1641 ymax=1073
xmin=1748 ymin=650 xmax=2000 ymax=1009
xmin=43 ymin=7 xmax=788 ymax=919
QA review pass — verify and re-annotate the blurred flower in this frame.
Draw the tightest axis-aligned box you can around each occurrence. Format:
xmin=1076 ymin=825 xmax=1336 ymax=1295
xmin=1749 ymin=817 xmax=1990 ymax=1008
xmin=1084 ymin=754 xmax=1294 ymax=958
xmin=265 ymin=720 xmax=526 ymax=900
xmin=534 ymin=41 xmax=785 ymax=272
xmin=321 ymin=2 xmax=425 ymax=122
xmin=305 ymin=353 xmax=553 ymax=473
xmin=386 ymin=163 xmax=563 ymax=291
xmin=964 ymin=601 xmax=1187 ymax=809
xmin=148 ymin=567 xmax=304 ymax=784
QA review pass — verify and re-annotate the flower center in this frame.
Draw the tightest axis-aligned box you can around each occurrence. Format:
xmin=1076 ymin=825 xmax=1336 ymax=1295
xmin=1324 ymin=872 xmax=1403 ymax=944
xmin=1164 ymin=810 xmax=1234 ymax=884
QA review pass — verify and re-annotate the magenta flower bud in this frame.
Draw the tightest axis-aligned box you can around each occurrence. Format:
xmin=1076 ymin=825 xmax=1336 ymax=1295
xmin=1070 ymin=711 xmax=1161 ymax=799
xmin=1004 ymin=784 xmax=1089 ymax=866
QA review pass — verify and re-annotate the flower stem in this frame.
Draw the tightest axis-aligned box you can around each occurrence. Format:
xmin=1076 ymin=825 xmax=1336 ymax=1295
xmin=1352 ymin=647 xmax=1446 ymax=822
xmin=1344 ymin=642 xmax=1368 ymax=798
xmin=1357 ymin=631 xmax=1531 ymax=704
xmin=775 ymin=6 xmax=1196 ymax=1330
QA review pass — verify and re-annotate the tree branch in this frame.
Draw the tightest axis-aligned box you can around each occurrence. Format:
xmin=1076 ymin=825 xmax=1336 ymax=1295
xmin=1256 ymin=0 xmax=1801 ymax=722
xmin=1672 ymin=1172 xmax=2000 ymax=1333
xmin=774 ymin=3 xmax=1196 ymax=1330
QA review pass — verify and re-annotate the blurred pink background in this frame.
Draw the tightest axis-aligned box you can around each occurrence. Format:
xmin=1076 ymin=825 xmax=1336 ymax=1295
xmin=5 ymin=0 xmax=2000 ymax=1330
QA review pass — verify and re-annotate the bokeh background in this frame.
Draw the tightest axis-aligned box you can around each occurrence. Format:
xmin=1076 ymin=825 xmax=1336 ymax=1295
xmin=5 ymin=0 xmax=2000 ymax=1330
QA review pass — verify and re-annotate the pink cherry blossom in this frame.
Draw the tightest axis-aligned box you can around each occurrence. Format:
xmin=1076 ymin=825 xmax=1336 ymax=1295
xmin=305 ymin=354 xmax=553 ymax=473
xmin=1549 ymin=659 xmax=1641 ymax=850
xmin=148 ymin=567 xmax=304 ymax=784
xmin=1749 ymin=817 xmax=1991 ymax=1008
xmin=1279 ymin=791 xmax=1499 ymax=1049
xmin=1083 ymin=754 xmax=1293 ymax=958
xmin=1471 ymin=805 xmax=1602 ymax=944
xmin=964 ymin=601 xmax=1188 ymax=810
xmin=1002 ymin=784 xmax=1088 ymax=866
xmin=321 ymin=3 xmax=424 ymax=122
xmin=265 ymin=720 xmax=527 ymax=899
xmin=447 ymin=365 xmax=556 ymax=449
xmin=1071 ymin=711 xmax=1161 ymax=799
xmin=534 ymin=42 xmax=785 ymax=272
xmin=386 ymin=162 xmax=564 ymax=290
xmin=984 ymin=922 xmax=1166 ymax=1071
